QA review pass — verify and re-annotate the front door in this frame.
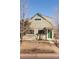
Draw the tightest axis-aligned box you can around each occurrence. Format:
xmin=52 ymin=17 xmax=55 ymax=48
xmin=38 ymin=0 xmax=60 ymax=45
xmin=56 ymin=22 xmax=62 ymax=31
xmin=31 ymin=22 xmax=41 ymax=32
xmin=48 ymin=30 xmax=52 ymax=38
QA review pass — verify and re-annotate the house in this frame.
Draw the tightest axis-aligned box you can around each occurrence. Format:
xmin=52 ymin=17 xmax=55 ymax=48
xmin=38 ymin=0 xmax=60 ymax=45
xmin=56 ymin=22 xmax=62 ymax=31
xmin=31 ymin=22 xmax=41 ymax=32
xmin=22 ymin=13 xmax=55 ymax=41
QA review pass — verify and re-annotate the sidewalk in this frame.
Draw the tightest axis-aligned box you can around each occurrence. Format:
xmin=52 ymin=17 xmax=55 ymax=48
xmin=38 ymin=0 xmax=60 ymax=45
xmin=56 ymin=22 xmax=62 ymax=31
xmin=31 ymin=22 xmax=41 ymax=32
xmin=20 ymin=53 xmax=59 ymax=59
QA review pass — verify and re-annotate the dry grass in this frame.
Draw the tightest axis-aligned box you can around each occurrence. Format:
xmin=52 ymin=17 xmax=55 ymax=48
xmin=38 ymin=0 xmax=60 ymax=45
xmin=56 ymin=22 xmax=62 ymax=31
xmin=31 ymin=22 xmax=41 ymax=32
xmin=20 ymin=40 xmax=59 ymax=54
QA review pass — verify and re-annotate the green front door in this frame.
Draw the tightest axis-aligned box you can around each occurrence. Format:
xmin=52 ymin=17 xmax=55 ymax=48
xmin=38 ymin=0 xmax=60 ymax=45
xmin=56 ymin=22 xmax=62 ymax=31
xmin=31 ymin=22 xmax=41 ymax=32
xmin=48 ymin=31 xmax=52 ymax=38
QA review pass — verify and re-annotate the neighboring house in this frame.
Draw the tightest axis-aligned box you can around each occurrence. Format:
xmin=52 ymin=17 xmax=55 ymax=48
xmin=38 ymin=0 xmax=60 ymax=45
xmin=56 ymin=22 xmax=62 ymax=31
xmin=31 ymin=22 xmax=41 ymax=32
xmin=22 ymin=13 xmax=55 ymax=41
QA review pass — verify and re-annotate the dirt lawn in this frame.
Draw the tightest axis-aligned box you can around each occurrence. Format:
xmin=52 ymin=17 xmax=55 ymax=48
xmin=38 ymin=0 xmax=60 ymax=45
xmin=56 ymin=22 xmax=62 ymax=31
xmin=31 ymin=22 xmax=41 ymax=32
xmin=20 ymin=40 xmax=59 ymax=54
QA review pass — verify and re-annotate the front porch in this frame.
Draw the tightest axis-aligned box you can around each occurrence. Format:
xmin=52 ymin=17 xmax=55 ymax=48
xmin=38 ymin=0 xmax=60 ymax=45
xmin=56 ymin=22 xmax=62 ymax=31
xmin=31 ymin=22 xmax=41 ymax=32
xmin=22 ymin=27 xmax=54 ymax=41
xmin=34 ymin=28 xmax=54 ymax=41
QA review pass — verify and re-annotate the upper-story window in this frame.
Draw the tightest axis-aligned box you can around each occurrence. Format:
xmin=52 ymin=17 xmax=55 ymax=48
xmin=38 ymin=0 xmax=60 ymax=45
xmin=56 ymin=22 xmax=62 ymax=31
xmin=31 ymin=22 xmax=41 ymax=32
xmin=35 ymin=19 xmax=41 ymax=20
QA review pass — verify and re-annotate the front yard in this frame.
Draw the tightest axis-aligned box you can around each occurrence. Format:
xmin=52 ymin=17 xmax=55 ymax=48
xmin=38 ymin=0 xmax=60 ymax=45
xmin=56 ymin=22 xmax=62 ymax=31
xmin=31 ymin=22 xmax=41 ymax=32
xmin=20 ymin=40 xmax=59 ymax=54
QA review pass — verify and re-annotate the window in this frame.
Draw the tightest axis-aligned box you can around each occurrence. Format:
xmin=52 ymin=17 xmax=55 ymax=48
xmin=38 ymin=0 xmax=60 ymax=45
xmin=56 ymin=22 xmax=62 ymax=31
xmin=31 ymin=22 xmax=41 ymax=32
xmin=35 ymin=19 xmax=41 ymax=20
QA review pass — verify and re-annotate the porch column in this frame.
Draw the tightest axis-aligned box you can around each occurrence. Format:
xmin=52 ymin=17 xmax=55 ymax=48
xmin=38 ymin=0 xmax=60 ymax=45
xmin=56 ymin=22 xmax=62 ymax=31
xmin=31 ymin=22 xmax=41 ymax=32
xmin=52 ymin=30 xmax=54 ymax=40
xmin=34 ymin=29 xmax=38 ymax=35
xmin=47 ymin=30 xmax=49 ymax=40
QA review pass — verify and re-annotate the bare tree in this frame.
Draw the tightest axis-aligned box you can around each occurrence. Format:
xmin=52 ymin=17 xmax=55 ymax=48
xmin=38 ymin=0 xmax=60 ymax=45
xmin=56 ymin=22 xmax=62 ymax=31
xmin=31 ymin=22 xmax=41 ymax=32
xmin=21 ymin=0 xmax=28 ymax=19
xmin=20 ymin=0 xmax=29 ymax=44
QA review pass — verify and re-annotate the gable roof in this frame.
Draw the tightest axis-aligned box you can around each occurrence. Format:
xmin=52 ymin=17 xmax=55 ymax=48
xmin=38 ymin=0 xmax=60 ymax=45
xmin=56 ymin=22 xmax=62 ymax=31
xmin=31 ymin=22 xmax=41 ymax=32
xmin=31 ymin=13 xmax=54 ymax=27
xmin=31 ymin=13 xmax=45 ymax=19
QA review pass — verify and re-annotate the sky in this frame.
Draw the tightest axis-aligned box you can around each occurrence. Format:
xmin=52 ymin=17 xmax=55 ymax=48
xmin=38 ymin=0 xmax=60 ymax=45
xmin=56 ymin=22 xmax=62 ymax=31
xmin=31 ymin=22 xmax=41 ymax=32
xmin=20 ymin=0 xmax=59 ymax=25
